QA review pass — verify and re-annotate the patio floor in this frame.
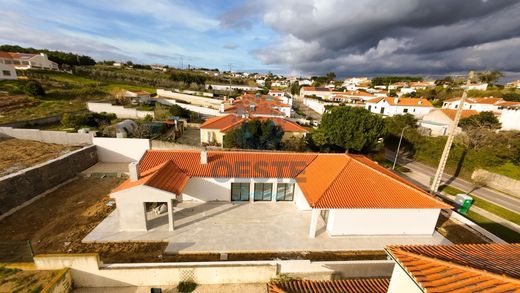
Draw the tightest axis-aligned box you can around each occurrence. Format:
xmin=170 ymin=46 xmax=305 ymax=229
xmin=83 ymin=202 xmax=451 ymax=253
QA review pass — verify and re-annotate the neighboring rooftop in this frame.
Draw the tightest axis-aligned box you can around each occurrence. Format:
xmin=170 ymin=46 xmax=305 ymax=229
xmin=366 ymin=97 xmax=433 ymax=107
xmin=387 ymin=243 xmax=520 ymax=292
xmin=200 ymin=114 xmax=308 ymax=133
xmin=267 ymin=278 xmax=390 ymax=293
xmin=439 ymin=109 xmax=479 ymax=120
xmin=113 ymin=150 xmax=449 ymax=210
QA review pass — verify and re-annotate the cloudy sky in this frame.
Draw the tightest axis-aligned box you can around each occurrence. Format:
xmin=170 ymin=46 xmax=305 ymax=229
xmin=1 ymin=0 xmax=520 ymax=77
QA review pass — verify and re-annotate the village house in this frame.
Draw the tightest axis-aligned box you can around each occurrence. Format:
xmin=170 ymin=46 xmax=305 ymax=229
xmin=299 ymin=86 xmax=332 ymax=99
xmin=268 ymin=89 xmax=292 ymax=106
xmin=365 ymin=97 xmax=433 ymax=117
xmin=420 ymin=109 xmax=479 ymax=136
xmin=0 ymin=63 xmax=17 ymax=80
xmin=199 ymin=114 xmax=308 ymax=145
xmin=442 ymin=96 xmax=505 ymax=112
xmin=106 ymin=150 xmax=450 ymax=238
xmin=387 ymin=82 xmax=408 ymax=90
xmin=409 ymin=81 xmax=436 ymax=90
xmin=0 ymin=51 xmax=58 ymax=70
xmin=124 ymin=90 xmax=152 ymax=103
xmin=499 ymin=102 xmax=520 ymax=131
xmin=223 ymin=94 xmax=291 ymax=118
xmin=506 ymin=79 xmax=520 ymax=89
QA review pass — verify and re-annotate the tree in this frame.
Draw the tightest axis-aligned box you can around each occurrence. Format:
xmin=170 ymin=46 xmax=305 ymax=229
xmin=459 ymin=111 xmax=501 ymax=130
xmin=223 ymin=120 xmax=284 ymax=150
xmin=326 ymin=72 xmax=336 ymax=82
xmin=312 ymin=106 xmax=386 ymax=152
xmin=24 ymin=80 xmax=45 ymax=97
xmin=384 ymin=114 xmax=418 ymax=137
xmin=169 ymin=104 xmax=191 ymax=118
xmin=477 ymin=71 xmax=504 ymax=85
xmin=110 ymin=87 xmax=128 ymax=105
xmin=290 ymin=81 xmax=300 ymax=96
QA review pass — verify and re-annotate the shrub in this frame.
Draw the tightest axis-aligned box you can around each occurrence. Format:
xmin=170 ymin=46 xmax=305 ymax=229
xmin=24 ymin=80 xmax=45 ymax=97
xmin=177 ymin=281 xmax=197 ymax=293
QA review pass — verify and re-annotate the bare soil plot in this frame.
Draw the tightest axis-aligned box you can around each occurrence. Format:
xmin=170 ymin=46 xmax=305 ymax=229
xmin=0 ymin=138 xmax=80 ymax=177
xmin=0 ymin=94 xmax=38 ymax=112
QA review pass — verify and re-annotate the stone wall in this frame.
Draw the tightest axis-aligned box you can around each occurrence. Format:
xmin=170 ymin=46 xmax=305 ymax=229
xmin=151 ymin=140 xmax=203 ymax=150
xmin=472 ymin=169 xmax=520 ymax=197
xmin=0 ymin=145 xmax=97 ymax=216
xmin=43 ymin=268 xmax=73 ymax=293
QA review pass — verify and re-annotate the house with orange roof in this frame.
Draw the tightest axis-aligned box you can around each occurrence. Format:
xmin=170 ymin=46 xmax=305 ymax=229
xmin=99 ymin=149 xmax=449 ymax=240
xmin=224 ymin=94 xmax=292 ymax=117
xmin=420 ymin=108 xmax=479 ymax=136
xmin=365 ymin=97 xmax=433 ymax=117
xmin=124 ymin=89 xmax=152 ymax=103
xmin=200 ymin=114 xmax=308 ymax=146
xmin=299 ymin=86 xmax=332 ymax=99
xmin=0 ymin=51 xmax=58 ymax=70
xmin=386 ymin=243 xmax=520 ymax=292
xmin=442 ymin=96 xmax=505 ymax=112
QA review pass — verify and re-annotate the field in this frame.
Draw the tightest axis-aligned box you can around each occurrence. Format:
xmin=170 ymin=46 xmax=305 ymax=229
xmin=0 ymin=71 xmax=156 ymax=125
xmin=0 ymin=138 xmax=80 ymax=177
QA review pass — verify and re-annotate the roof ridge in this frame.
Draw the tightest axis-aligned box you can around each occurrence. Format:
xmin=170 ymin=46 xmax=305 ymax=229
xmin=389 ymin=247 xmax=520 ymax=286
xmin=350 ymin=157 xmax=450 ymax=208
xmin=143 ymin=160 xmax=174 ymax=184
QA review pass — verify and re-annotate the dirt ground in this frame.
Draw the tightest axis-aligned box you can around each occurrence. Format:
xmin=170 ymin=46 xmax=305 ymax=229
xmin=0 ymin=93 xmax=38 ymax=112
xmin=0 ymin=267 xmax=57 ymax=292
xmin=436 ymin=212 xmax=489 ymax=244
xmin=0 ymin=138 xmax=80 ymax=177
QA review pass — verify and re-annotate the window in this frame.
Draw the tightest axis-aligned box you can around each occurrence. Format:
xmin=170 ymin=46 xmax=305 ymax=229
xmin=367 ymin=105 xmax=372 ymax=111
xmin=380 ymin=107 xmax=385 ymax=114
xmin=231 ymin=183 xmax=250 ymax=201
xmin=276 ymin=183 xmax=294 ymax=201
xmin=2 ymin=70 xmax=11 ymax=76
xmin=403 ymin=108 xmax=408 ymax=113
xmin=254 ymin=183 xmax=273 ymax=201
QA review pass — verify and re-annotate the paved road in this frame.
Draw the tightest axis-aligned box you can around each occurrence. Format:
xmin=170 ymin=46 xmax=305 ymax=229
xmin=293 ymin=95 xmax=322 ymax=121
xmin=390 ymin=153 xmax=520 ymax=214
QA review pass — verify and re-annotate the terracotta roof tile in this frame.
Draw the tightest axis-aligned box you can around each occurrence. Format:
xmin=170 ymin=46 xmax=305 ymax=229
xmin=121 ymin=150 xmax=450 ymax=209
xmin=203 ymin=115 xmax=307 ymax=133
xmin=267 ymin=278 xmax=390 ymax=293
xmin=387 ymin=243 xmax=520 ymax=292
xmin=440 ymin=109 xmax=479 ymax=120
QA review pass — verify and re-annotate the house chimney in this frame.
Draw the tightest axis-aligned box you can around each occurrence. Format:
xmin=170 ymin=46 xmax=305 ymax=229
xmin=129 ymin=161 xmax=139 ymax=181
xmin=418 ymin=100 xmax=423 ymax=105
xmin=394 ymin=97 xmax=399 ymax=104
xmin=219 ymin=103 xmax=225 ymax=113
xmin=200 ymin=149 xmax=208 ymax=165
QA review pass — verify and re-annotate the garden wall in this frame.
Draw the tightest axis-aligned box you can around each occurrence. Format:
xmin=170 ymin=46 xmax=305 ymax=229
xmin=0 ymin=127 xmax=92 ymax=145
xmin=87 ymin=102 xmax=154 ymax=119
xmin=155 ymin=98 xmax=221 ymax=116
xmin=472 ymin=169 xmax=520 ymax=197
xmin=93 ymin=137 xmax=150 ymax=163
xmin=156 ymin=89 xmax=221 ymax=108
xmin=0 ymin=145 xmax=97 ymax=216
xmin=151 ymin=140 xmax=203 ymax=150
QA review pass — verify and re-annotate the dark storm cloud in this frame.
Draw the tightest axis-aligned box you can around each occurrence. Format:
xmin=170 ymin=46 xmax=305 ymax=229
xmin=223 ymin=0 xmax=520 ymax=75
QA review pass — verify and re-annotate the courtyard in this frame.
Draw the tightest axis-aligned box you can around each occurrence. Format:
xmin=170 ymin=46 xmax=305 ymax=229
xmin=84 ymin=202 xmax=451 ymax=253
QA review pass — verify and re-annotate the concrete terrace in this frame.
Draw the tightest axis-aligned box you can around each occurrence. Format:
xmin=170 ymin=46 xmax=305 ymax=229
xmin=83 ymin=202 xmax=451 ymax=253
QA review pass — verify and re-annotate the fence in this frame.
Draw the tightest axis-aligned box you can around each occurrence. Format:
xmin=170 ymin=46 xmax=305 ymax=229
xmin=87 ymin=102 xmax=154 ymax=119
xmin=0 ymin=127 xmax=92 ymax=145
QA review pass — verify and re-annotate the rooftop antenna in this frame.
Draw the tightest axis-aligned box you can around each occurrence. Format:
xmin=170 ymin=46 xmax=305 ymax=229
xmin=430 ymin=77 xmax=470 ymax=194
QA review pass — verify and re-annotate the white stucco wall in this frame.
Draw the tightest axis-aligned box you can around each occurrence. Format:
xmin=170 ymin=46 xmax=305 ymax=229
xmin=326 ymin=208 xmax=440 ymax=235
xmin=112 ymin=185 xmax=175 ymax=231
xmin=93 ymin=137 xmax=150 ymax=163
xmin=0 ymin=64 xmax=17 ymax=80
xmin=200 ymin=128 xmax=225 ymax=145
xmin=500 ymin=109 xmax=520 ymax=130
xmin=87 ymin=102 xmax=155 ymax=119
xmin=294 ymin=184 xmax=311 ymax=211
xmin=387 ymin=262 xmax=422 ymax=293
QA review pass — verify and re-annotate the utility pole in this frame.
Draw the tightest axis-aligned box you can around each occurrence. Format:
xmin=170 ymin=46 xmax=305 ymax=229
xmin=392 ymin=126 xmax=407 ymax=170
xmin=228 ymin=63 xmax=232 ymax=99
xmin=430 ymin=81 xmax=469 ymax=193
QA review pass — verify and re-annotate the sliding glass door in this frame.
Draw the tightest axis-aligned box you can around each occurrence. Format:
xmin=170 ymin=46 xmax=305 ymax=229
xmin=254 ymin=183 xmax=273 ymax=201
xmin=231 ymin=183 xmax=250 ymax=201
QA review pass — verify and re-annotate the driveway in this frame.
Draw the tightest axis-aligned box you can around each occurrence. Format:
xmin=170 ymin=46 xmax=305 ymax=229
xmin=84 ymin=202 xmax=450 ymax=253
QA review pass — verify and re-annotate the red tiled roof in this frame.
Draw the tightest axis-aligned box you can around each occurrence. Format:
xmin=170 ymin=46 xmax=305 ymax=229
xmin=120 ymin=150 xmax=449 ymax=209
xmin=445 ymin=96 xmax=503 ymax=105
xmin=439 ymin=109 xmax=479 ymax=121
xmin=113 ymin=161 xmax=190 ymax=194
xmin=267 ymin=278 xmax=390 ymax=293
xmin=366 ymin=97 xmax=433 ymax=107
xmin=297 ymin=154 xmax=450 ymax=209
xmin=0 ymin=51 xmax=13 ymax=59
xmin=387 ymin=244 xmax=520 ymax=292
xmin=496 ymin=101 xmax=520 ymax=108
xmin=201 ymin=115 xmax=307 ymax=133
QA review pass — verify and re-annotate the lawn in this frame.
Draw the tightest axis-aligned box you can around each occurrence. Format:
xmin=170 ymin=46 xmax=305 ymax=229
xmin=486 ymin=162 xmax=520 ymax=181
xmin=464 ymin=211 xmax=520 ymax=243
xmin=440 ymin=185 xmax=520 ymax=225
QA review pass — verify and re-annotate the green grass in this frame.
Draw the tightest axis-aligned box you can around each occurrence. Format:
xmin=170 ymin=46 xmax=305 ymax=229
xmin=465 ymin=210 xmax=520 ymax=243
xmin=440 ymin=184 xmax=520 ymax=226
xmin=42 ymin=71 xmax=101 ymax=85
xmin=103 ymin=83 xmax=155 ymax=93
xmin=486 ymin=162 xmax=520 ymax=180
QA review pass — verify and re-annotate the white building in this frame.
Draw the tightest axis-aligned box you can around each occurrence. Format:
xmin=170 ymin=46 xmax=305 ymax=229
xmin=0 ymin=51 xmax=58 ymax=70
xmin=299 ymin=86 xmax=331 ymax=99
xmin=125 ymin=90 xmax=152 ymax=103
xmin=506 ymin=80 xmax=520 ymax=89
xmin=498 ymin=103 xmax=520 ymax=131
xmin=0 ymin=63 xmax=17 ymax=80
xmin=420 ymin=109 xmax=479 ymax=136
xmin=206 ymin=84 xmax=260 ymax=92
xmin=107 ymin=150 xmax=449 ymax=236
xmin=442 ymin=97 xmax=503 ymax=112
xmin=409 ymin=81 xmax=436 ymax=90
xmin=398 ymin=87 xmax=416 ymax=96
xmin=365 ymin=97 xmax=433 ymax=117
xmin=462 ymin=83 xmax=488 ymax=91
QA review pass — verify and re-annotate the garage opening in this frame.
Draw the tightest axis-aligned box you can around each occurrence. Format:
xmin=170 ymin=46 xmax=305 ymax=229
xmin=144 ymin=202 xmax=169 ymax=230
